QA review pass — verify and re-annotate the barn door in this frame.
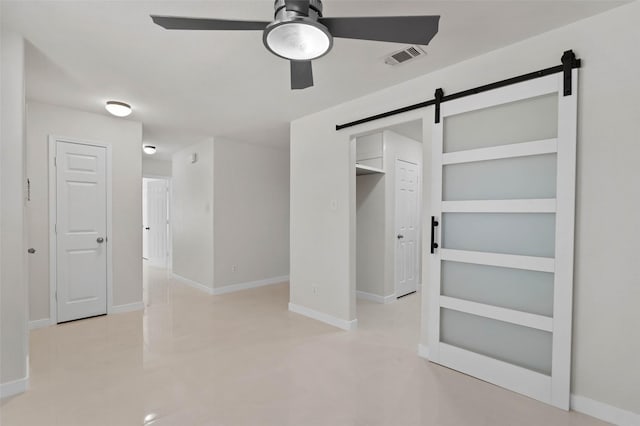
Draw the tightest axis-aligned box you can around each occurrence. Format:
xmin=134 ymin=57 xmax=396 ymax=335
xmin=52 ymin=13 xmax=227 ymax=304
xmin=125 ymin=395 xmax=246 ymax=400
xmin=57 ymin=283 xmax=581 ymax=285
xmin=428 ymin=70 xmax=577 ymax=409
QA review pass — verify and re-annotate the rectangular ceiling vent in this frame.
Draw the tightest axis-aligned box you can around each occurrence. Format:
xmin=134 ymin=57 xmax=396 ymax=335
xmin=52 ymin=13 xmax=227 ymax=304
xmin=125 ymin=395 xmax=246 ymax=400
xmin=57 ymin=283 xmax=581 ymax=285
xmin=385 ymin=46 xmax=426 ymax=66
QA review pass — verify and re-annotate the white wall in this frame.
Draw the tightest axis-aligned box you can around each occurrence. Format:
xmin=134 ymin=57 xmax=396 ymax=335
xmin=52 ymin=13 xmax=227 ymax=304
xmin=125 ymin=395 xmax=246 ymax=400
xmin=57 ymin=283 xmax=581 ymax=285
xmin=0 ymin=31 xmax=29 ymax=393
xmin=290 ymin=1 xmax=640 ymax=417
xmin=213 ymin=139 xmax=289 ymax=289
xmin=26 ymin=101 xmax=143 ymax=321
xmin=291 ymin=112 xmax=355 ymax=321
xmin=142 ymin=158 xmax=171 ymax=177
xmin=356 ymin=173 xmax=385 ymax=296
xmin=171 ymin=138 xmax=290 ymax=291
xmin=171 ymin=138 xmax=214 ymax=288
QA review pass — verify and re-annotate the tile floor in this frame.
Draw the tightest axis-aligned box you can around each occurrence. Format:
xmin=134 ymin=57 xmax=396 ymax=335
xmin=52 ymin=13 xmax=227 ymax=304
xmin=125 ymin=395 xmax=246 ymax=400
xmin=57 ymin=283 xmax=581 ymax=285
xmin=0 ymin=265 xmax=607 ymax=425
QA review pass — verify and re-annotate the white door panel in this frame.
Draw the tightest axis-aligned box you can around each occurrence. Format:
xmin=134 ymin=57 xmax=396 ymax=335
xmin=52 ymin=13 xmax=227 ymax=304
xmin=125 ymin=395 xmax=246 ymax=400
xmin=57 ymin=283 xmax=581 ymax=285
xmin=427 ymin=71 xmax=577 ymax=409
xmin=144 ymin=179 xmax=168 ymax=266
xmin=142 ymin=181 xmax=149 ymax=259
xmin=56 ymin=141 xmax=107 ymax=323
xmin=395 ymin=159 xmax=420 ymax=297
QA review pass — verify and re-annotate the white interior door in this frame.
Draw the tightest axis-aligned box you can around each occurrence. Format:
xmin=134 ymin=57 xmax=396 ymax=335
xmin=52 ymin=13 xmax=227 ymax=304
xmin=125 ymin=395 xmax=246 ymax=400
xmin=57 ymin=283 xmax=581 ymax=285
xmin=395 ymin=159 xmax=420 ymax=297
xmin=56 ymin=141 xmax=107 ymax=323
xmin=142 ymin=181 xmax=149 ymax=260
xmin=428 ymin=71 xmax=577 ymax=409
xmin=144 ymin=179 xmax=168 ymax=266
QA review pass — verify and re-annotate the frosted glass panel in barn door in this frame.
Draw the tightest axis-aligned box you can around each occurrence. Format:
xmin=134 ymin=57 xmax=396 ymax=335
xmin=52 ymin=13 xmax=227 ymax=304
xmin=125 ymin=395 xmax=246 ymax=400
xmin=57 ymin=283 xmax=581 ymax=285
xmin=427 ymin=70 xmax=577 ymax=409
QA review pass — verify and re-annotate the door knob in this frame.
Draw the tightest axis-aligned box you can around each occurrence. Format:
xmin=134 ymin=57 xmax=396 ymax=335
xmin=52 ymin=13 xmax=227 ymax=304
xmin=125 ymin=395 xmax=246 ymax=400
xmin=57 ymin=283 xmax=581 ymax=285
xmin=97 ymin=237 xmax=104 ymax=244
xmin=28 ymin=248 xmax=36 ymax=254
xmin=145 ymin=227 xmax=150 ymax=230
xmin=397 ymin=234 xmax=404 ymax=239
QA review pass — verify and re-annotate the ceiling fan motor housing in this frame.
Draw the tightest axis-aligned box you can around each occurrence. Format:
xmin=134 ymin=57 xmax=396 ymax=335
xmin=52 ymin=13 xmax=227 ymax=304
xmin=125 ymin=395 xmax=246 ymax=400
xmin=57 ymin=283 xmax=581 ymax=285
xmin=273 ymin=0 xmax=324 ymax=20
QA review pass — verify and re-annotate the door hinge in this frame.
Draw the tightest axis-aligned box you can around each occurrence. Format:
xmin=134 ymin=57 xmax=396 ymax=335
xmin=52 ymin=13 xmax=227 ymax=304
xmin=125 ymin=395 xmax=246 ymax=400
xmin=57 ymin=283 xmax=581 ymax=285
xmin=55 ymin=290 xmax=57 ymax=301
xmin=54 ymin=157 xmax=57 ymax=167
xmin=54 ymin=224 xmax=57 ymax=233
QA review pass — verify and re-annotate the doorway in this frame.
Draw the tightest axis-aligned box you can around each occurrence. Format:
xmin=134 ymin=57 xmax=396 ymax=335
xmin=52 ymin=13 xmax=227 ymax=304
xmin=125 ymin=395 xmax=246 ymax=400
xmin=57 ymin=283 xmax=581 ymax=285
xmin=142 ymin=177 xmax=170 ymax=268
xmin=353 ymin=119 xmax=423 ymax=306
xmin=49 ymin=137 xmax=112 ymax=323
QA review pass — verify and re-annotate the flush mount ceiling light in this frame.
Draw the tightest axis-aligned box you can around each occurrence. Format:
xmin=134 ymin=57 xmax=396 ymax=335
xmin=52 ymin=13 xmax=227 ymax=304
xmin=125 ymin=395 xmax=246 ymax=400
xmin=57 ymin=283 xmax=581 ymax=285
xmin=142 ymin=145 xmax=157 ymax=155
xmin=105 ymin=101 xmax=132 ymax=117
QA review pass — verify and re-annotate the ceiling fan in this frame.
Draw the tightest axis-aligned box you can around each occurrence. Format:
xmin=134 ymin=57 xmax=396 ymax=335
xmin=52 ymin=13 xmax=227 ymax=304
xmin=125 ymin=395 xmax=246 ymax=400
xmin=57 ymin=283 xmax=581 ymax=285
xmin=151 ymin=0 xmax=440 ymax=90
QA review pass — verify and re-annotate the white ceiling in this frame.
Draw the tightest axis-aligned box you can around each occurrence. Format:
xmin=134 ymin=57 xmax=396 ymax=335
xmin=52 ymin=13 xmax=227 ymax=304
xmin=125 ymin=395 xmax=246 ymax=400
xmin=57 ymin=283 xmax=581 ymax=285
xmin=2 ymin=0 xmax=626 ymax=159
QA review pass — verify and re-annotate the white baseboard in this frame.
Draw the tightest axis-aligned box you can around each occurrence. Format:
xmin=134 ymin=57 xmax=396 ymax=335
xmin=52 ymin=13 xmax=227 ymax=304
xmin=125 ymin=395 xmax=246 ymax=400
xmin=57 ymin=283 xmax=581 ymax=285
xmin=172 ymin=273 xmax=289 ymax=296
xmin=29 ymin=302 xmax=144 ymax=327
xmin=212 ymin=275 xmax=289 ymax=295
xmin=171 ymin=273 xmax=215 ymax=295
xmin=29 ymin=318 xmax=53 ymax=330
xmin=356 ymin=290 xmax=395 ymax=304
xmin=417 ymin=344 xmax=430 ymax=359
xmin=143 ymin=258 xmax=168 ymax=269
xmin=571 ymin=394 xmax=640 ymax=426
xmin=0 ymin=376 xmax=28 ymax=399
xmin=111 ymin=301 xmax=144 ymax=314
xmin=288 ymin=302 xmax=358 ymax=331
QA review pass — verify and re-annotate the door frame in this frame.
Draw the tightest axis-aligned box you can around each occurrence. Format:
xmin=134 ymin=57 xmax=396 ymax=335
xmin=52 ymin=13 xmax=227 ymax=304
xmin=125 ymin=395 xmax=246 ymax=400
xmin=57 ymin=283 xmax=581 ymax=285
xmin=48 ymin=135 xmax=113 ymax=324
xmin=349 ymin=114 xmax=427 ymax=320
xmin=394 ymin=157 xmax=422 ymax=297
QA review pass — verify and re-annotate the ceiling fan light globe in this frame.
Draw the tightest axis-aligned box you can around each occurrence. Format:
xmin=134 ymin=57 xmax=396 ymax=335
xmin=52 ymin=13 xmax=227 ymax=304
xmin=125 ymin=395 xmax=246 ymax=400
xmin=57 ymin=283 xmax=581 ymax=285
xmin=264 ymin=20 xmax=332 ymax=61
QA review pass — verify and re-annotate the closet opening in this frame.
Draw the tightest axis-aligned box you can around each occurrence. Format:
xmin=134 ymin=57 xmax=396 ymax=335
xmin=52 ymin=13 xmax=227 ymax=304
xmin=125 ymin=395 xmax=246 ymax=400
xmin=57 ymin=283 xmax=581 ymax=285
xmin=352 ymin=118 xmax=424 ymax=329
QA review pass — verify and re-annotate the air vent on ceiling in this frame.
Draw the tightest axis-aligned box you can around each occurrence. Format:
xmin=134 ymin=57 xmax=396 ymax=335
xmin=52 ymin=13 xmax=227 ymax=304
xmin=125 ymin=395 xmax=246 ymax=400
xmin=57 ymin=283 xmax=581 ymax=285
xmin=385 ymin=45 xmax=426 ymax=66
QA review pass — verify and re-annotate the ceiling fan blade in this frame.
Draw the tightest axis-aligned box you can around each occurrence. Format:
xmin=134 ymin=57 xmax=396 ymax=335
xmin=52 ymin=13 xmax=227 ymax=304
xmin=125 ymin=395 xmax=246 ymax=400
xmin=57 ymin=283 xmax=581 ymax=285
xmin=290 ymin=60 xmax=313 ymax=90
xmin=319 ymin=16 xmax=440 ymax=45
xmin=284 ymin=0 xmax=310 ymax=16
xmin=150 ymin=15 xmax=269 ymax=31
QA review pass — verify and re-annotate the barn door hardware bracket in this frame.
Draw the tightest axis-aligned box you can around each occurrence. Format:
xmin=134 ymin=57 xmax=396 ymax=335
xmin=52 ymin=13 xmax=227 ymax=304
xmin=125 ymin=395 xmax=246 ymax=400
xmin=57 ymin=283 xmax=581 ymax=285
xmin=434 ymin=88 xmax=444 ymax=124
xmin=561 ymin=50 xmax=580 ymax=96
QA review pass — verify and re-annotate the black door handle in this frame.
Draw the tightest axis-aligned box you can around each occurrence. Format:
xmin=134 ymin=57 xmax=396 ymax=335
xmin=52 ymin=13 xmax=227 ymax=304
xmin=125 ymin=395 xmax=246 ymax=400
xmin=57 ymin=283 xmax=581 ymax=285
xmin=145 ymin=227 xmax=150 ymax=230
xmin=430 ymin=216 xmax=439 ymax=254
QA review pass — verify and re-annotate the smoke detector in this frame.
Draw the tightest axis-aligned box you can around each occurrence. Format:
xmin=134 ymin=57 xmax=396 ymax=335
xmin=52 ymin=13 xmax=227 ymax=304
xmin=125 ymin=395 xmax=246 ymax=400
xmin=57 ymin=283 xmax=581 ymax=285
xmin=385 ymin=45 xmax=426 ymax=66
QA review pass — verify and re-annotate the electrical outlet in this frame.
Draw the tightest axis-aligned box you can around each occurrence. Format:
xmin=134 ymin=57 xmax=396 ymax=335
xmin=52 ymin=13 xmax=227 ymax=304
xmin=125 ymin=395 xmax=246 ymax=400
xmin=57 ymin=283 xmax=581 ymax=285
xmin=312 ymin=285 xmax=319 ymax=295
xmin=231 ymin=264 xmax=237 ymax=273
